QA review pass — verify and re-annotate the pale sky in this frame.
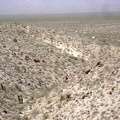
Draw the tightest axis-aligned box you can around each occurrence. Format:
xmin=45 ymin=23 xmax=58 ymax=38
xmin=0 ymin=0 xmax=120 ymax=14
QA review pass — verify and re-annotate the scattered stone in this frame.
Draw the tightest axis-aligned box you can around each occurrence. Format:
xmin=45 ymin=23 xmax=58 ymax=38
xmin=84 ymin=69 xmax=91 ymax=74
xmin=96 ymin=61 xmax=103 ymax=67
xmin=34 ymin=58 xmax=40 ymax=63
xmin=3 ymin=110 xmax=7 ymax=114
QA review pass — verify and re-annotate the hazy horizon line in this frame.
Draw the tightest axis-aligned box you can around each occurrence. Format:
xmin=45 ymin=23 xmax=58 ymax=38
xmin=0 ymin=11 xmax=120 ymax=22
xmin=0 ymin=11 xmax=120 ymax=15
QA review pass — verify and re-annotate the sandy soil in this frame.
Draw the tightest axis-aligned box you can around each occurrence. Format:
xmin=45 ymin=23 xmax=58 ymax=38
xmin=0 ymin=19 xmax=120 ymax=120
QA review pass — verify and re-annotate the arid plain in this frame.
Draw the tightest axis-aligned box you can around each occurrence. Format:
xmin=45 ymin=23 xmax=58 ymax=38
xmin=0 ymin=16 xmax=120 ymax=120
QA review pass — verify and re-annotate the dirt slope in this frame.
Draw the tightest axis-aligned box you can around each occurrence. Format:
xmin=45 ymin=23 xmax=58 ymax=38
xmin=0 ymin=19 xmax=120 ymax=120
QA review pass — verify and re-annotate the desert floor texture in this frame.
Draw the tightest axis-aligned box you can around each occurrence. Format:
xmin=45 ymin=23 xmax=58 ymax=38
xmin=0 ymin=17 xmax=120 ymax=120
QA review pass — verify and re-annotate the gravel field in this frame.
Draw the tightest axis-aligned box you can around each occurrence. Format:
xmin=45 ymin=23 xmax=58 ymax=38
xmin=0 ymin=17 xmax=120 ymax=120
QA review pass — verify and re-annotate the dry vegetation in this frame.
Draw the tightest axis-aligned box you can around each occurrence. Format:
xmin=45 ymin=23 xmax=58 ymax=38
xmin=0 ymin=17 xmax=120 ymax=120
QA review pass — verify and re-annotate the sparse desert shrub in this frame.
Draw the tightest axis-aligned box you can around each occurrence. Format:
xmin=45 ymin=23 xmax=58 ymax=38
xmin=48 ymin=104 xmax=52 ymax=109
xmin=17 ymin=104 xmax=25 ymax=111
xmin=18 ymin=95 xmax=23 ymax=104
xmin=66 ymin=93 xmax=71 ymax=100
xmin=30 ymin=95 xmax=34 ymax=101
xmin=69 ymin=56 xmax=78 ymax=60
xmin=21 ymin=66 xmax=26 ymax=73
xmin=41 ymin=84 xmax=58 ymax=97
xmin=58 ymin=104 xmax=62 ymax=108
xmin=13 ymin=38 xmax=17 ymax=42
xmin=101 ymin=39 xmax=107 ymax=43
xmin=60 ymin=95 xmax=66 ymax=101
xmin=43 ymin=113 xmax=49 ymax=119
xmin=15 ymin=65 xmax=21 ymax=73
xmin=31 ymin=109 xmax=39 ymax=117
xmin=1 ymin=83 xmax=7 ymax=92
xmin=0 ymin=97 xmax=4 ymax=104
xmin=23 ymin=115 xmax=29 ymax=120
xmin=46 ymin=84 xmax=57 ymax=91
xmin=81 ymin=58 xmax=85 ymax=62
xmin=25 ymin=55 xmax=30 ymax=61
xmin=15 ymin=84 xmax=22 ymax=92
xmin=47 ymin=100 xmax=51 ymax=104
xmin=18 ymin=61 xmax=22 ymax=65
xmin=60 ymin=93 xmax=72 ymax=101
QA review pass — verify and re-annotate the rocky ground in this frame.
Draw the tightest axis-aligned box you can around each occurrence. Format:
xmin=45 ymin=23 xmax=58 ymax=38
xmin=0 ymin=18 xmax=120 ymax=120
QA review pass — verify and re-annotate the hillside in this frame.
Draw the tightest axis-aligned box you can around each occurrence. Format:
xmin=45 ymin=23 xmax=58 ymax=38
xmin=0 ymin=19 xmax=120 ymax=120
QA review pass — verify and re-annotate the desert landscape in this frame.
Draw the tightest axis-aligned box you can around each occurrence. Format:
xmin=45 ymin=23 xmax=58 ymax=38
xmin=0 ymin=16 xmax=120 ymax=120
